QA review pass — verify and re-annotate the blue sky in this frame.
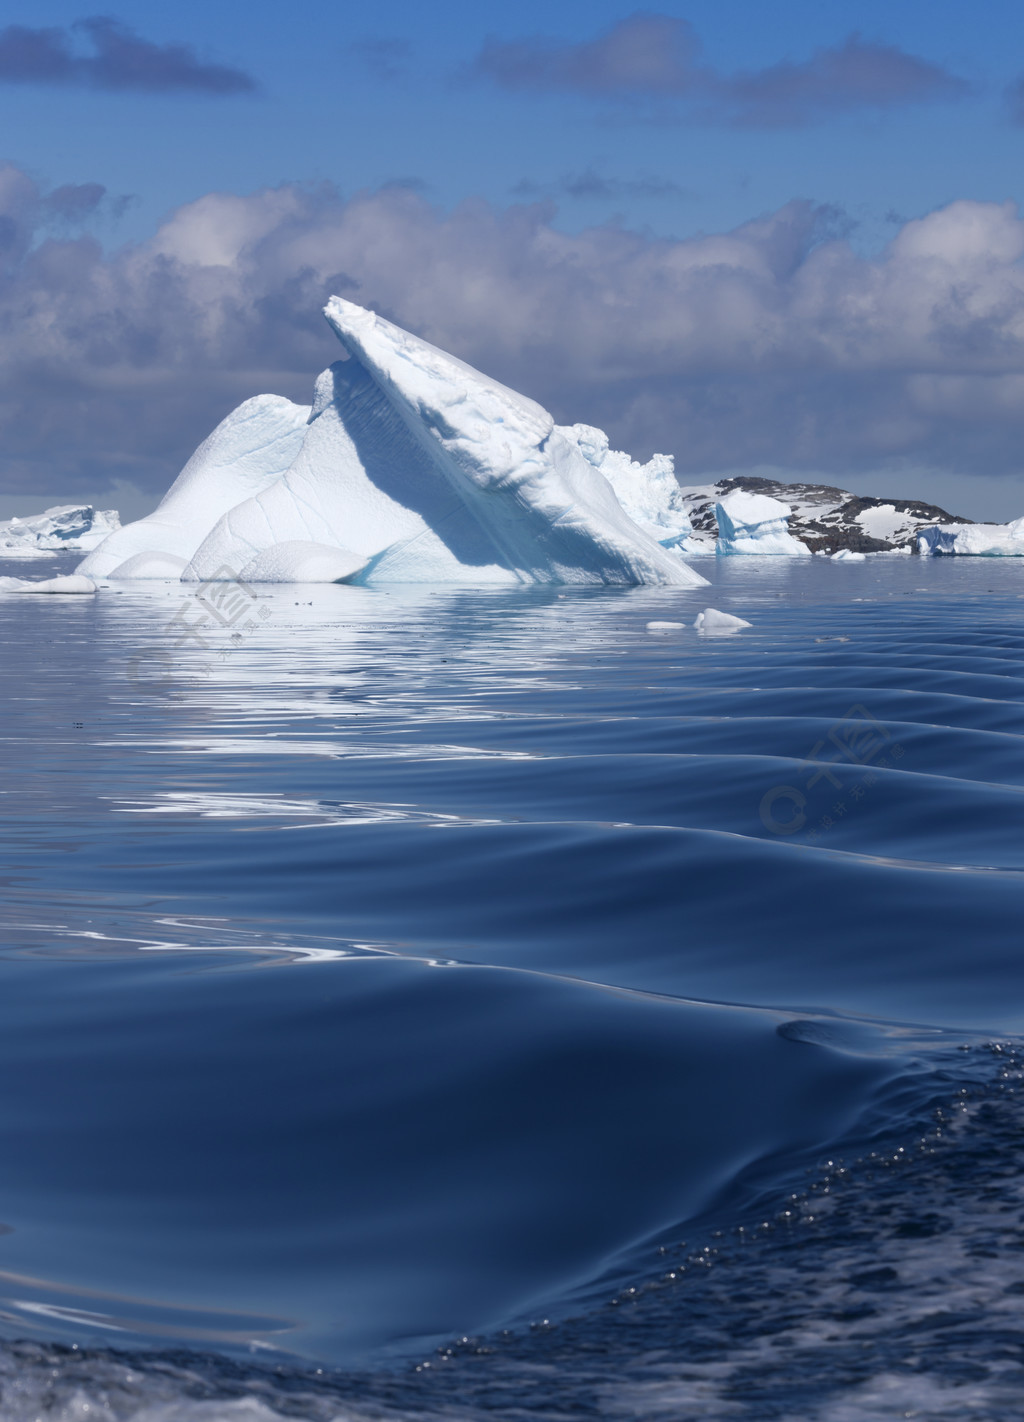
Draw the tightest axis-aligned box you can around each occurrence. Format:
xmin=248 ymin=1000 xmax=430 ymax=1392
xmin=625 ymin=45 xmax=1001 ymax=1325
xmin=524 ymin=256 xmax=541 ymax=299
xmin=3 ymin=0 xmax=1024 ymax=518
xmin=8 ymin=0 xmax=1020 ymax=247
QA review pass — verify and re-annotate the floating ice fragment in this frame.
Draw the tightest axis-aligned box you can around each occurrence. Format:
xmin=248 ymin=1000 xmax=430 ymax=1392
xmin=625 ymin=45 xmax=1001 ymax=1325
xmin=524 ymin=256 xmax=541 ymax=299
xmin=831 ymin=549 xmax=867 ymax=562
xmin=646 ymin=621 xmax=685 ymax=631
xmin=694 ymin=607 xmax=752 ymax=634
xmin=0 ymin=574 xmax=97 ymax=594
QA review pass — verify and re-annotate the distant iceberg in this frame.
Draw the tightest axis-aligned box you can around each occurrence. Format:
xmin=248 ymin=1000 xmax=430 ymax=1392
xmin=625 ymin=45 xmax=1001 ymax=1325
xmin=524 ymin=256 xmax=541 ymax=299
xmin=715 ymin=490 xmax=810 ymax=557
xmin=918 ymin=518 xmax=1024 ymax=556
xmin=1 ymin=505 xmax=120 ymax=558
xmin=80 ymin=300 xmax=707 ymax=589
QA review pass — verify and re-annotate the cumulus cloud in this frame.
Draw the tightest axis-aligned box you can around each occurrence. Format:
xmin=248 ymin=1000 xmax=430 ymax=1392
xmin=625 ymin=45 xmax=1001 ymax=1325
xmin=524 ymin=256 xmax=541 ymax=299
xmin=3 ymin=163 xmax=1024 ymax=500
xmin=471 ymin=13 xmax=969 ymax=125
xmin=0 ymin=17 xmax=256 ymax=94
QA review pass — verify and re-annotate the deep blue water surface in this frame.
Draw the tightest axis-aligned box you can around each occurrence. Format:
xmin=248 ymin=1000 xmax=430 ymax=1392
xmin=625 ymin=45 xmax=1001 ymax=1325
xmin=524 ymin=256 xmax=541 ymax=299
xmin=1 ymin=554 xmax=1023 ymax=1419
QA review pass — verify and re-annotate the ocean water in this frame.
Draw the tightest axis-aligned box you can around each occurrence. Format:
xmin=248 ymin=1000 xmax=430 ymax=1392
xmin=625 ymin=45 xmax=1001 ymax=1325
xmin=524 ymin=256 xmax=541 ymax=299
xmin=1 ymin=553 xmax=1023 ymax=1419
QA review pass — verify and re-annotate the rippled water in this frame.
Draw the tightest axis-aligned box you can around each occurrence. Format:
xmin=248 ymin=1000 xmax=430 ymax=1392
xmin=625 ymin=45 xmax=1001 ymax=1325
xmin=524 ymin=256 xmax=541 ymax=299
xmin=1 ymin=553 xmax=1022 ymax=1418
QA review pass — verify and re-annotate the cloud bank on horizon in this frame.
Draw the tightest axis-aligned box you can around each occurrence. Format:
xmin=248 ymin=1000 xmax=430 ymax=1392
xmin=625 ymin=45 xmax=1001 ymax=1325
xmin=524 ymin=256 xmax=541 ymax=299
xmin=4 ymin=162 xmax=1024 ymax=498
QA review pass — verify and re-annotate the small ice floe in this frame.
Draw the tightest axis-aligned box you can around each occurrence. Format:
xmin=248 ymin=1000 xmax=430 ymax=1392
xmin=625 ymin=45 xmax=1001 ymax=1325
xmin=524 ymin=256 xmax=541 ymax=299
xmin=646 ymin=620 xmax=685 ymax=632
xmin=0 ymin=574 xmax=97 ymax=594
xmin=694 ymin=607 xmax=752 ymax=634
xmin=831 ymin=549 xmax=867 ymax=562
xmin=0 ymin=547 xmax=57 ymax=561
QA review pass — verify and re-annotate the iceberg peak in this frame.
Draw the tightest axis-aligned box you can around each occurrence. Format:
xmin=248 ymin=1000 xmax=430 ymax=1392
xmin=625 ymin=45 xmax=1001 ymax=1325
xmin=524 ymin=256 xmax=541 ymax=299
xmin=80 ymin=300 xmax=708 ymax=589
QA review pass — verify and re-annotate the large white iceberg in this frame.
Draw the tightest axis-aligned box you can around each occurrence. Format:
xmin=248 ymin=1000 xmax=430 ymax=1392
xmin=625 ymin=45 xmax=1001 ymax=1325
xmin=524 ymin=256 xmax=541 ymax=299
xmin=79 ymin=300 xmax=707 ymax=589
xmin=77 ymin=398 xmax=310 ymax=578
xmin=1 ymin=504 xmax=120 ymax=557
xmin=715 ymin=490 xmax=810 ymax=557
xmin=918 ymin=517 xmax=1024 ymax=556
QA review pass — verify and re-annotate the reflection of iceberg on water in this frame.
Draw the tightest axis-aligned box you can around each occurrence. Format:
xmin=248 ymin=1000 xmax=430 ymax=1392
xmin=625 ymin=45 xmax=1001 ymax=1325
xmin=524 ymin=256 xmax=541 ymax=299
xmin=918 ymin=517 xmax=1024 ymax=556
xmin=715 ymin=490 xmax=810 ymax=557
xmin=80 ymin=299 xmax=707 ymax=589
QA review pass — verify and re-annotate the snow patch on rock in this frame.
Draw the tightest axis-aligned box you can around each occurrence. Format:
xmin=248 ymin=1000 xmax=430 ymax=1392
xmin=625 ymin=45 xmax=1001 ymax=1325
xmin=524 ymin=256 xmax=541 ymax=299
xmin=678 ymin=477 xmax=967 ymax=555
xmin=855 ymin=504 xmax=920 ymax=543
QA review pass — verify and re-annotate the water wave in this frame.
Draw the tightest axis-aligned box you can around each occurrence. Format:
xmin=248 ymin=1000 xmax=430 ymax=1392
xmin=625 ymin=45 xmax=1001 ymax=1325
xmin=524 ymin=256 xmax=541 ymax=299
xmin=0 ymin=553 xmax=1021 ymax=1411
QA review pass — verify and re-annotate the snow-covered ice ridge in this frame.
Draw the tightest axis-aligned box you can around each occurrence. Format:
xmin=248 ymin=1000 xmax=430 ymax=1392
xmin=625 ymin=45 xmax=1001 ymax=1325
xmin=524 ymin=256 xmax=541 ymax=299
xmin=0 ymin=505 xmax=119 ymax=559
xmin=79 ymin=300 xmax=707 ymax=588
xmin=677 ymin=476 xmax=971 ymax=556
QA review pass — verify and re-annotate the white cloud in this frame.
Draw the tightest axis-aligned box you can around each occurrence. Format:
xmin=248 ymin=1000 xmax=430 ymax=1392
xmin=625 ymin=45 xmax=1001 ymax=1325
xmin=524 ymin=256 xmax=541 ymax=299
xmin=3 ymin=165 xmax=1024 ymax=500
